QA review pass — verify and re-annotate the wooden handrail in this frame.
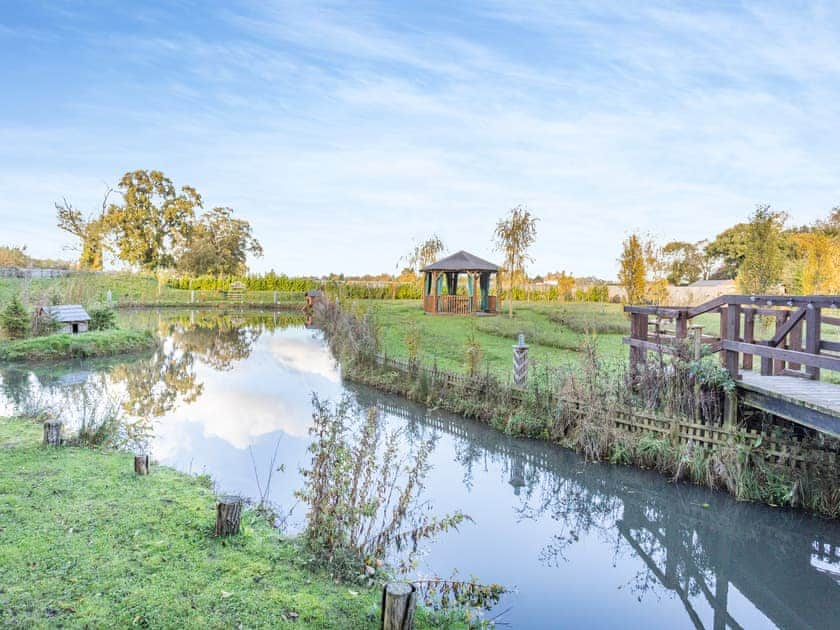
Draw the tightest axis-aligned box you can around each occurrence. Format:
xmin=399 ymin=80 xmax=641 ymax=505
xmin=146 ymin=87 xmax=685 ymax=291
xmin=721 ymin=340 xmax=840 ymax=373
xmin=625 ymin=293 xmax=840 ymax=380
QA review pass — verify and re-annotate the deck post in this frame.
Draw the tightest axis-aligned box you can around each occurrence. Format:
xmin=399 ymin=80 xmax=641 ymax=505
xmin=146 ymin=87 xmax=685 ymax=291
xmin=773 ymin=311 xmax=788 ymax=374
xmin=742 ymin=308 xmax=755 ymax=370
xmin=724 ymin=303 xmax=741 ymax=379
xmin=805 ymin=305 xmax=822 ymax=380
xmin=718 ymin=306 xmax=728 ymax=367
xmin=723 ymin=391 xmax=738 ymax=427
xmin=690 ymin=325 xmax=703 ymax=422
xmin=788 ymin=318 xmax=803 ymax=371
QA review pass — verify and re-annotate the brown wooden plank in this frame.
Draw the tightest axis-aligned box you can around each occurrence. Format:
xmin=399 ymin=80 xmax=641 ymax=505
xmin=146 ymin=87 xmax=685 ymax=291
xmin=723 ymin=340 xmax=840 ymax=372
xmin=806 ymin=306 xmax=822 ymax=380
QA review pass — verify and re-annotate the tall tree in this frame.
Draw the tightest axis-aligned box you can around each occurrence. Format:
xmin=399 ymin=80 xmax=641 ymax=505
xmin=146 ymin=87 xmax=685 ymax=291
xmin=176 ymin=207 xmax=263 ymax=275
xmin=55 ymin=191 xmax=112 ymax=270
xmin=618 ymin=234 xmax=647 ymax=304
xmin=661 ymin=241 xmax=705 ymax=285
xmin=493 ymin=205 xmax=538 ymax=318
xmin=791 ymin=232 xmax=840 ymax=294
xmin=705 ymin=223 xmax=751 ymax=279
xmin=737 ymin=205 xmax=788 ymax=294
xmin=0 ymin=246 xmax=30 ymax=268
xmin=105 ymin=170 xmax=201 ymax=271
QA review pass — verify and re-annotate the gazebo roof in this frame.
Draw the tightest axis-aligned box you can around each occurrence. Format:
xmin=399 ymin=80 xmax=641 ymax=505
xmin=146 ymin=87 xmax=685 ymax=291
xmin=421 ymin=250 xmax=499 ymax=272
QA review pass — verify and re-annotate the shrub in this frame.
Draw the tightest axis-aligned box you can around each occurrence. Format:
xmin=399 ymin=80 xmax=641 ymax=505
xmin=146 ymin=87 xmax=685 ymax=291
xmin=1 ymin=295 xmax=29 ymax=339
xmin=296 ymin=394 xmax=468 ymax=581
xmin=89 ymin=306 xmax=117 ymax=331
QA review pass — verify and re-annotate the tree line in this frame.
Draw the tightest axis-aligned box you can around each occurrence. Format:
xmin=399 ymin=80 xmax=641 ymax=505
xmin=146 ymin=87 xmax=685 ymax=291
xmin=619 ymin=204 xmax=840 ymax=303
xmin=57 ymin=170 xmax=263 ymax=275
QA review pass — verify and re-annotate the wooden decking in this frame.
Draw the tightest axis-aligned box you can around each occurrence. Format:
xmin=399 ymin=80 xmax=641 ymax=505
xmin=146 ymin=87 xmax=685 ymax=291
xmin=738 ymin=371 xmax=840 ymax=437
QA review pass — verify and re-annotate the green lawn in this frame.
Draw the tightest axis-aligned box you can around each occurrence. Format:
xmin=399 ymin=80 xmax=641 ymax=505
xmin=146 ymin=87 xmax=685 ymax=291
xmin=360 ymin=299 xmax=630 ymax=375
xmin=0 ymin=417 xmax=452 ymax=629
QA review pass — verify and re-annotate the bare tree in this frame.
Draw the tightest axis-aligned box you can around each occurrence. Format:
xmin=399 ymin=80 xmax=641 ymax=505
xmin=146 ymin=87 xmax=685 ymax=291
xmin=493 ymin=205 xmax=538 ymax=319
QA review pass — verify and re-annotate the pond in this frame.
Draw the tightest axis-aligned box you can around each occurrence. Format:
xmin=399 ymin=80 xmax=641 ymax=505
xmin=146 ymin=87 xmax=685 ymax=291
xmin=2 ymin=309 xmax=840 ymax=629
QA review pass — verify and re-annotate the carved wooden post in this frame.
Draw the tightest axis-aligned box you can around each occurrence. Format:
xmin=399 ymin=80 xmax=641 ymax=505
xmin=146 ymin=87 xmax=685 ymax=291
xmin=134 ymin=454 xmax=150 ymax=475
xmin=215 ymin=496 xmax=243 ymax=536
xmin=381 ymin=582 xmax=417 ymax=630
xmin=43 ymin=420 xmax=62 ymax=446
xmin=513 ymin=334 xmax=529 ymax=389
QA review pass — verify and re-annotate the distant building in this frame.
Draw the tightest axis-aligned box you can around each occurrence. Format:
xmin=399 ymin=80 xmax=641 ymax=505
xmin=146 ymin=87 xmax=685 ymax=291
xmin=40 ymin=304 xmax=91 ymax=334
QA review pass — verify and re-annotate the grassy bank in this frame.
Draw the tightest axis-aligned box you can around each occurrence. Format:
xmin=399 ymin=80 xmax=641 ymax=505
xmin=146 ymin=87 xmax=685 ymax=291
xmin=0 ymin=417 xmax=453 ymax=628
xmin=0 ymin=274 xmax=304 ymax=309
xmin=361 ymin=299 xmax=629 ymax=374
xmin=318 ymin=301 xmax=840 ymax=519
xmin=0 ymin=329 xmax=157 ymax=362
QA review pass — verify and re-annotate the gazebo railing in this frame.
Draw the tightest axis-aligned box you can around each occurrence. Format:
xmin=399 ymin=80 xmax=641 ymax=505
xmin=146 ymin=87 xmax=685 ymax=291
xmin=437 ymin=295 xmax=473 ymax=314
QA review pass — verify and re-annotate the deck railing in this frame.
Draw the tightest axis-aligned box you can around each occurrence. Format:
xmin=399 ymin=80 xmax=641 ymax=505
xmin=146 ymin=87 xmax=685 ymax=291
xmin=625 ymin=295 xmax=840 ymax=381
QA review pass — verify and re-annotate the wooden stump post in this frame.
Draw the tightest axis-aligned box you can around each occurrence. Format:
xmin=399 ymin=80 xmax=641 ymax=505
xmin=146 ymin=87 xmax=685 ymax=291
xmin=134 ymin=454 xmax=150 ymax=475
xmin=513 ymin=334 xmax=529 ymax=389
xmin=43 ymin=420 xmax=62 ymax=446
xmin=381 ymin=582 xmax=417 ymax=630
xmin=215 ymin=496 xmax=243 ymax=537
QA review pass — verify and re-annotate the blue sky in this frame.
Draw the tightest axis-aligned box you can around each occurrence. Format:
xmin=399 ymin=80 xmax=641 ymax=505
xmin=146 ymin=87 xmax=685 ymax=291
xmin=2 ymin=1 xmax=839 ymax=278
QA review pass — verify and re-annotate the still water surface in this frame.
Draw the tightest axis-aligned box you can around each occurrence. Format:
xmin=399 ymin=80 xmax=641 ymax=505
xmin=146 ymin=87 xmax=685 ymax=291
xmin=2 ymin=310 xmax=840 ymax=629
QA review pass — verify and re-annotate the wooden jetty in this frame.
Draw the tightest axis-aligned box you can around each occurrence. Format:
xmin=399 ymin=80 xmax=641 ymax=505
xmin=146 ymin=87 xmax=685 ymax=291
xmin=625 ymin=294 xmax=840 ymax=437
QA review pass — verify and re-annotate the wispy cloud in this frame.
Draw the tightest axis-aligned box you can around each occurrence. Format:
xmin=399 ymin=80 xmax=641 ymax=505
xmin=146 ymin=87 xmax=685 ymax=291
xmin=1 ymin=0 xmax=839 ymax=278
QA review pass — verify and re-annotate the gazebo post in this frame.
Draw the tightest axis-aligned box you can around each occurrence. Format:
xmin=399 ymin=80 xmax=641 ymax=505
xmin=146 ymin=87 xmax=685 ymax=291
xmin=432 ymin=271 xmax=439 ymax=314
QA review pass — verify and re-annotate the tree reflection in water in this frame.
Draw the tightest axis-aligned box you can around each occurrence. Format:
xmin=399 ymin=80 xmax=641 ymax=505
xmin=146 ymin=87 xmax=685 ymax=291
xmin=2 ymin=310 xmax=306 ymax=423
xmin=349 ymin=384 xmax=840 ymax=630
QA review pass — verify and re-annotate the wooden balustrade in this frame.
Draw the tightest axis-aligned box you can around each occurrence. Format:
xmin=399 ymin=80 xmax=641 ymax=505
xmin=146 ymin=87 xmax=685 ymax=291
xmin=625 ymin=295 xmax=840 ymax=382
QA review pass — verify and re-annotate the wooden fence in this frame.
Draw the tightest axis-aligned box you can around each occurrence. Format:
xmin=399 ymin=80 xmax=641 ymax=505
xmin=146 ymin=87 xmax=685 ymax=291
xmin=372 ymin=354 xmax=838 ymax=469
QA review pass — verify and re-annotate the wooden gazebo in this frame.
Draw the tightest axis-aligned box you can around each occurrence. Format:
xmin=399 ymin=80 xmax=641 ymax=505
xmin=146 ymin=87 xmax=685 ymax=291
xmin=421 ymin=250 xmax=500 ymax=315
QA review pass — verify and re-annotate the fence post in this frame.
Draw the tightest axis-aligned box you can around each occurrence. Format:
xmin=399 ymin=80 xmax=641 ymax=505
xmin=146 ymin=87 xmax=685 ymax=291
xmin=215 ymin=496 xmax=243 ymax=536
xmin=43 ymin=420 xmax=62 ymax=446
xmin=381 ymin=582 xmax=417 ymax=630
xmin=513 ymin=334 xmax=529 ymax=389
xmin=134 ymin=454 xmax=150 ymax=475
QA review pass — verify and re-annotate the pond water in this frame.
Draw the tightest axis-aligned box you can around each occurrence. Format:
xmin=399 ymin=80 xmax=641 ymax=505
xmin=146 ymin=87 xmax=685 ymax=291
xmin=2 ymin=309 xmax=840 ymax=629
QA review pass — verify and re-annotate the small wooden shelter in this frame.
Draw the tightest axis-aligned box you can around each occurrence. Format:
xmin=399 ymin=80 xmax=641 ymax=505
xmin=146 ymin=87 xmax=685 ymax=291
xmin=41 ymin=304 xmax=91 ymax=334
xmin=421 ymin=250 xmax=500 ymax=315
